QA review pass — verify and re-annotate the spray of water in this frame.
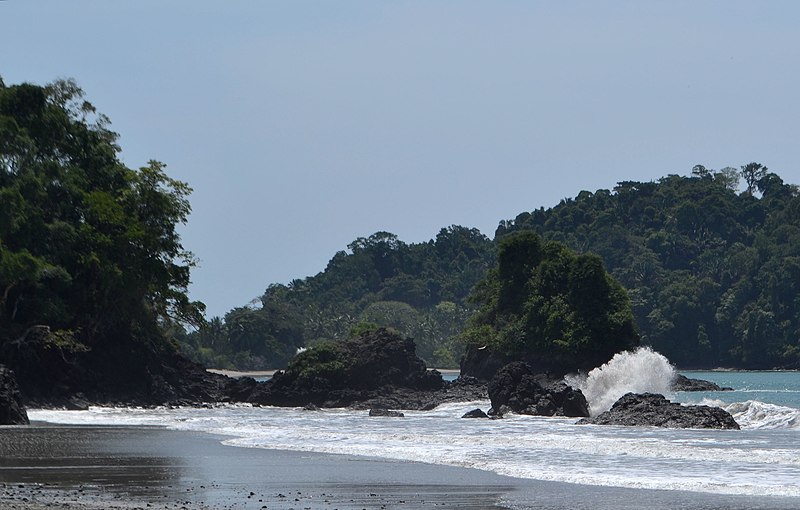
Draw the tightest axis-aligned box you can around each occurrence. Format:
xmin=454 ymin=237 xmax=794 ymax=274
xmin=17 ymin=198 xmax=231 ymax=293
xmin=565 ymin=347 xmax=676 ymax=416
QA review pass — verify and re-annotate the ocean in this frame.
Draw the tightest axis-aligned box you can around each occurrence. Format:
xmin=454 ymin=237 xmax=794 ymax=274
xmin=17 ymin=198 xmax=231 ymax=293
xmin=28 ymin=349 xmax=800 ymax=503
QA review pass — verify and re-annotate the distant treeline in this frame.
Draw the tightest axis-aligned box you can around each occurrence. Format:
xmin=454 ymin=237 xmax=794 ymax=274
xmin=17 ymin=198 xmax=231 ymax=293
xmin=181 ymin=163 xmax=800 ymax=371
xmin=177 ymin=227 xmax=495 ymax=369
xmin=500 ymin=165 xmax=800 ymax=369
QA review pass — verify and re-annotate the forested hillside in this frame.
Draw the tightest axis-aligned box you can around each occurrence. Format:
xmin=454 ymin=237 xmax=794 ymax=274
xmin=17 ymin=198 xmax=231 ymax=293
xmin=499 ymin=165 xmax=800 ymax=369
xmin=184 ymin=164 xmax=800 ymax=371
xmin=0 ymin=78 xmax=214 ymax=403
xmin=180 ymin=228 xmax=495 ymax=369
xmin=460 ymin=231 xmax=639 ymax=378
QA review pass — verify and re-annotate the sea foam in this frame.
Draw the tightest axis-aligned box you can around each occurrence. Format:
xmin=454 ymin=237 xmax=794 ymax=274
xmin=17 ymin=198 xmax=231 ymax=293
xmin=565 ymin=347 xmax=676 ymax=416
xmin=722 ymin=400 xmax=800 ymax=430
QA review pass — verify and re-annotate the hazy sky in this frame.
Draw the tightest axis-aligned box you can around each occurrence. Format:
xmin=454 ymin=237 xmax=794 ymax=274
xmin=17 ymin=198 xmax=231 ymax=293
xmin=3 ymin=1 xmax=800 ymax=318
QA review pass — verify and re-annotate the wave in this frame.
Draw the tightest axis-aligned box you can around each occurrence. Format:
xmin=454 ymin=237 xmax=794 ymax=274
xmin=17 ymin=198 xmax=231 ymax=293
xmin=721 ymin=400 xmax=800 ymax=430
xmin=28 ymin=404 xmax=800 ymax=497
xmin=565 ymin=347 xmax=676 ymax=416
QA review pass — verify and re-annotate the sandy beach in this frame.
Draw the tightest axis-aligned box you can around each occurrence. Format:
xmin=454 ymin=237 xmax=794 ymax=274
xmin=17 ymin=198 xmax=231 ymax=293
xmin=1 ymin=423 xmax=798 ymax=510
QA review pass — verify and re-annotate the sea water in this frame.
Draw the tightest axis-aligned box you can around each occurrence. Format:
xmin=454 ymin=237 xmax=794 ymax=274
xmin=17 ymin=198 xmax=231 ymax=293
xmin=29 ymin=350 xmax=800 ymax=499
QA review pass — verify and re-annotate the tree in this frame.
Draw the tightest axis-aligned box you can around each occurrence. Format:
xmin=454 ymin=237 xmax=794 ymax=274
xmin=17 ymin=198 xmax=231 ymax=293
xmin=741 ymin=162 xmax=768 ymax=196
xmin=0 ymin=78 xmax=202 ymax=361
xmin=461 ymin=232 xmax=638 ymax=375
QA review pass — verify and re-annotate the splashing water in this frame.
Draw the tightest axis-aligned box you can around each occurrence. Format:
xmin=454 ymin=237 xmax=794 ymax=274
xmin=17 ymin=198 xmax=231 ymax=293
xmin=722 ymin=400 xmax=800 ymax=430
xmin=566 ymin=347 xmax=676 ymax=416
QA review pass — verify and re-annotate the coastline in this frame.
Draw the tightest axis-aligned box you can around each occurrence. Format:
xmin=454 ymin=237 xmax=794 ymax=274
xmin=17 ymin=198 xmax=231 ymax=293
xmin=1 ymin=423 xmax=799 ymax=509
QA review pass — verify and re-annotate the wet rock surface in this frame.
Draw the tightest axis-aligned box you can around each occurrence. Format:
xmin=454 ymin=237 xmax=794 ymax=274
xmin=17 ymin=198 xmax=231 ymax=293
xmin=461 ymin=408 xmax=489 ymax=418
xmin=2 ymin=324 xmax=252 ymax=409
xmin=577 ymin=392 xmax=740 ymax=429
xmin=368 ymin=408 xmax=405 ymax=417
xmin=248 ymin=329 xmax=487 ymax=410
xmin=488 ymin=362 xmax=589 ymax=417
xmin=0 ymin=365 xmax=29 ymax=425
xmin=671 ymin=374 xmax=733 ymax=392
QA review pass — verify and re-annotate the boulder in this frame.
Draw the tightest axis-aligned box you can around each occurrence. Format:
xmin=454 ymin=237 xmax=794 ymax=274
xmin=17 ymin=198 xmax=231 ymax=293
xmin=1 ymin=324 xmax=250 ymax=408
xmin=577 ymin=393 xmax=740 ymax=429
xmin=671 ymin=374 xmax=733 ymax=392
xmin=249 ymin=329 xmax=447 ymax=408
xmin=368 ymin=408 xmax=404 ymax=417
xmin=0 ymin=366 xmax=29 ymax=425
xmin=461 ymin=408 xmax=489 ymax=419
xmin=487 ymin=362 xmax=589 ymax=417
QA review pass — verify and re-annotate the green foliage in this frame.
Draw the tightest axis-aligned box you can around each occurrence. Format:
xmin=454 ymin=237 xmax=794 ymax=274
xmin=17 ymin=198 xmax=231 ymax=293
xmin=286 ymin=341 xmax=347 ymax=382
xmin=0 ymin=78 xmax=202 ymax=359
xmin=349 ymin=321 xmax=382 ymax=338
xmin=180 ymin=225 xmax=494 ymax=369
xmin=499 ymin=165 xmax=800 ymax=369
xmin=463 ymin=232 xmax=638 ymax=373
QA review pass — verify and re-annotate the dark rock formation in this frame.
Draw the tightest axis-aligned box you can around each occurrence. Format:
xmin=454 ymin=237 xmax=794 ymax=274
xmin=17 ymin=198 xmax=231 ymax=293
xmin=487 ymin=362 xmax=589 ymax=417
xmin=0 ymin=366 xmax=29 ymax=425
xmin=577 ymin=393 xmax=740 ymax=429
xmin=1 ymin=325 xmax=253 ymax=408
xmin=462 ymin=408 xmax=489 ymax=418
xmin=672 ymin=374 xmax=733 ymax=392
xmin=459 ymin=347 xmax=510 ymax=381
xmin=248 ymin=329 xmax=486 ymax=410
xmin=368 ymin=408 xmax=404 ymax=417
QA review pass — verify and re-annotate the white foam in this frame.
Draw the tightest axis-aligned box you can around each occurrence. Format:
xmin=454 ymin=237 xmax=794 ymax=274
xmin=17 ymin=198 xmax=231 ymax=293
xmin=721 ymin=400 xmax=800 ymax=430
xmin=27 ymin=402 xmax=800 ymax=498
xmin=565 ymin=347 xmax=676 ymax=416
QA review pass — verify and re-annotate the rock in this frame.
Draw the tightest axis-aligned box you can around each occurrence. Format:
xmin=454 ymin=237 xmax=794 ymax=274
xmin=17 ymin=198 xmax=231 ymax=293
xmin=65 ymin=394 xmax=90 ymax=411
xmin=248 ymin=329 xmax=450 ymax=409
xmin=2 ymin=324 xmax=249 ymax=408
xmin=459 ymin=347 xmax=510 ymax=381
xmin=577 ymin=393 xmax=740 ymax=429
xmin=368 ymin=408 xmax=404 ymax=417
xmin=461 ymin=408 xmax=488 ymax=419
xmin=488 ymin=362 xmax=589 ymax=417
xmin=0 ymin=366 xmax=29 ymax=425
xmin=672 ymin=374 xmax=733 ymax=392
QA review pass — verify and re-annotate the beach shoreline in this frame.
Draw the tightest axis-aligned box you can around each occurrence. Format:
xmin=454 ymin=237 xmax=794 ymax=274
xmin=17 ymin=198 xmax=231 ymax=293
xmin=1 ymin=423 xmax=799 ymax=510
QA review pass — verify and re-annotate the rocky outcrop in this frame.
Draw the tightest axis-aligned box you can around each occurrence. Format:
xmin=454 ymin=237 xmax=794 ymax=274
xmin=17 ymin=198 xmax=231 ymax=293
xmin=1 ymin=325 xmax=253 ymax=408
xmin=459 ymin=347 xmax=510 ymax=381
xmin=0 ymin=366 xmax=29 ymax=425
xmin=577 ymin=393 xmax=740 ymax=429
xmin=461 ymin=408 xmax=489 ymax=418
xmin=248 ymin=329 xmax=482 ymax=409
xmin=672 ymin=374 xmax=733 ymax=392
xmin=369 ymin=408 xmax=404 ymax=417
xmin=487 ymin=362 xmax=589 ymax=417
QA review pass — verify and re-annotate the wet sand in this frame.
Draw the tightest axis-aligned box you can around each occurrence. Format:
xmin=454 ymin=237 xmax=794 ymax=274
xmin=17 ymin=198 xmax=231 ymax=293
xmin=0 ymin=424 xmax=798 ymax=510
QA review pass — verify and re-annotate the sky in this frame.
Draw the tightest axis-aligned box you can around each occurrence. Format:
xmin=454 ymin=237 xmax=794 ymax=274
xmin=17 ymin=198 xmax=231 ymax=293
xmin=3 ymin=1 xmax=800 ymax=318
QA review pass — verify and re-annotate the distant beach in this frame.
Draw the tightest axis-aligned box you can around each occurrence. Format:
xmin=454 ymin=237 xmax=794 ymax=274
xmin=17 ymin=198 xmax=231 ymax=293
xmin=2 ymin=423 xmax=798 ymax=510
xmin=206 ymin=368 xmax=278 ymax=379
xmin=205 ymin=368 xmax=461 ymax=381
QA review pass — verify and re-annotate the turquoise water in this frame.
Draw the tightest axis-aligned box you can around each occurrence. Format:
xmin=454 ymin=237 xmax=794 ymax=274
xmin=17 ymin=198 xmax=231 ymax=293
xmin=31 ymin=363 xmax=800 ymax=498
xmin=677 ymin=371 xmax=800 ymax=409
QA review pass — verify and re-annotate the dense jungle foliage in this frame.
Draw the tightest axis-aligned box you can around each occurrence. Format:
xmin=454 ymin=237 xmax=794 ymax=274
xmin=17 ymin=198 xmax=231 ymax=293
xmin=0 ymin=77 xmax=203 ymax=372
xmin=460 ymin=231 xmax=639 ymax=375
xmin=179 ymin=228 xmax=495 ymax=369
xmin=186 ymin=164 xmax=800 ymax=371
xmin=2 ymin=78 xmax=797 ymax=373
xmin=499 ymin=165 xmax=800 ymax=369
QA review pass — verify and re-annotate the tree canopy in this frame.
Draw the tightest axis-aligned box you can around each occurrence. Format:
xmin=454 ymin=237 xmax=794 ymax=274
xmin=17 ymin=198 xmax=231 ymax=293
xmin=0 ymin=77 xmax=203 ymax=378
xmin=460 ymin=232 xmax=638 ymax=375
xmin=499 ymin=166 xmax=800 ymax=369
xmin=183 ymin=163 xmax=800 ymax=372
xmin=180 ymin=226 xmax=494 ymax=369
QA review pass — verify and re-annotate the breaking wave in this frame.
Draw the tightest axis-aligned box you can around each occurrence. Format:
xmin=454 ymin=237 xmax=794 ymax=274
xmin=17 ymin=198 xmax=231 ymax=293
xmin=721 ymin=400 xmax=800 ymax=430
xmin=565 ymin=347 xmax=676 ymax=416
